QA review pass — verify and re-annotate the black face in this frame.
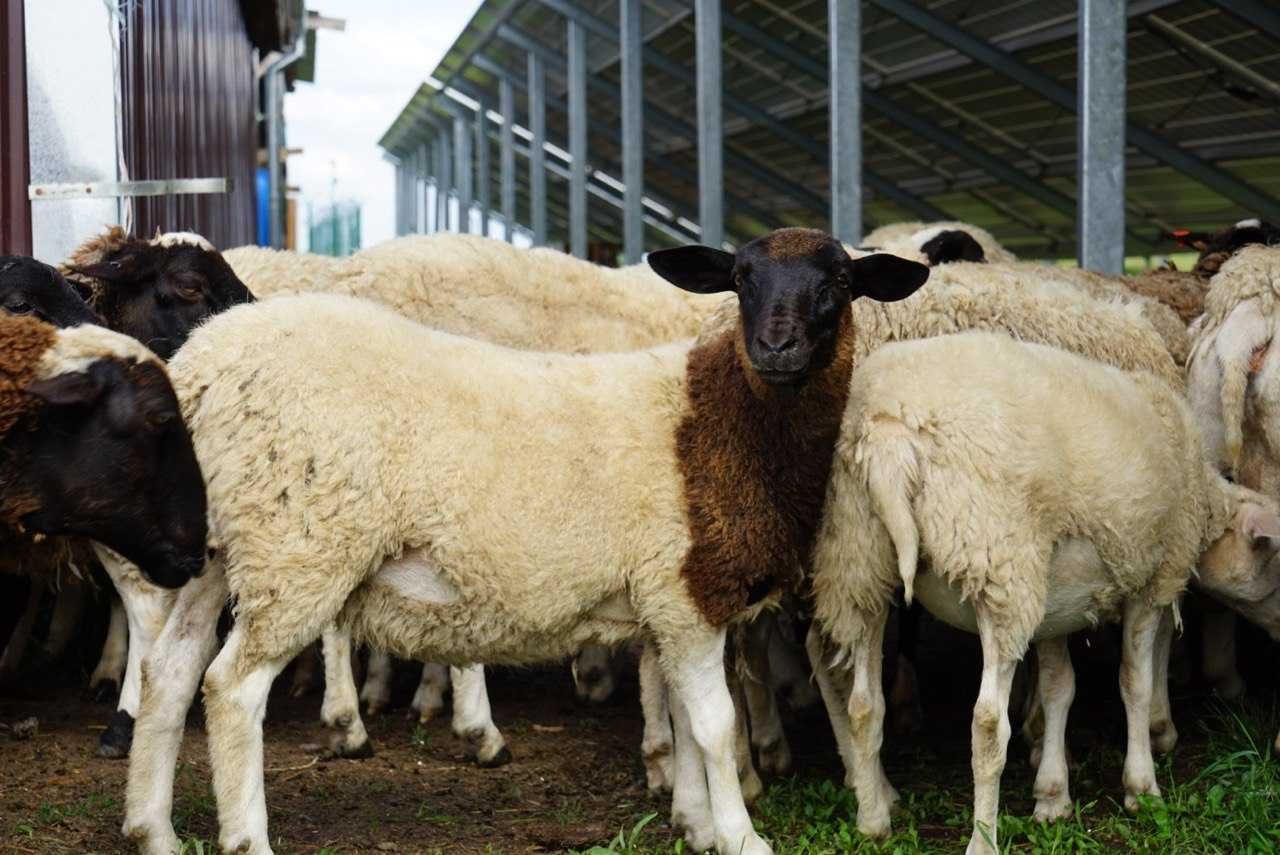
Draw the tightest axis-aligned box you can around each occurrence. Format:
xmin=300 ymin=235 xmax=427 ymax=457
xmin=7 ymin=358 xmax=208 ymax=588
xmin=648 ymin=229 xmax=930 ymax=384
xmin=0 ymin=256 xmax=103 ymax=327
xmin=1205 ymin=221 xmax=1280 ymax=256
xmin=920 ymin=230 xmax=986 ymax=265
xmin=72 ymin=241 xmax=255 ymax=360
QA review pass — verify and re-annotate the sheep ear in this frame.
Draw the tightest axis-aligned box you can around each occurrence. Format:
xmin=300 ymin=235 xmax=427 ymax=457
xmin=646 ymin=246 xmax=737 ymax=294
xmin=68 ymin=255 xmax=138 ymax=283
xmin=846 ymin=253 xmax=930 ymax=303
xmin=1242 ymin=505 xmax=1280 ymax=547
xmin=27 ymin=370 xmax=106 ymax=408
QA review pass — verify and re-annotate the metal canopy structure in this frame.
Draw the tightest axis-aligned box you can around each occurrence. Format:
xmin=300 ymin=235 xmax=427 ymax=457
xmin=380 ymin=0 xmax=1280 ymax=262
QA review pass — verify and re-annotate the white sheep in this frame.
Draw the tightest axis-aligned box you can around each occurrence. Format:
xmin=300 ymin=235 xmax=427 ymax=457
xmin=807 ymin=331 xmax=1280 ymax=855
xmin=1185 ymin=244 xmax=1280 ymax=733
xmin=123 ymin=230 xmax=930 ymax=855
xmin=227 ymin=234 xmax=729 ymax=766
xmin=861 ymin=221 xmax=1018 ymax=264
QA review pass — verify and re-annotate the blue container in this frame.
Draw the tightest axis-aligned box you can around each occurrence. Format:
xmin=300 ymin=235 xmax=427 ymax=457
xmin=255 ymin=167 xmax=270 ymax=247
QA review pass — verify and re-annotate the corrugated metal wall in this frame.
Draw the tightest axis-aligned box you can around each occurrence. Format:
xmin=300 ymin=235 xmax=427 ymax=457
xmin=121 ymin=0 xmax=257 ymax=248
xmin=1 ymin=0 xmax=31 ymax=254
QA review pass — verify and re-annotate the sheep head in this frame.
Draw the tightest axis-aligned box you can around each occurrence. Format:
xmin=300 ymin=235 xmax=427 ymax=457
xmin=648 ymin=228 xmax=929 ymax=386
xmin=0 ymin=318 xmax=207 ymax=588
xmin=63 ymin=228 xmax=254 ymax=360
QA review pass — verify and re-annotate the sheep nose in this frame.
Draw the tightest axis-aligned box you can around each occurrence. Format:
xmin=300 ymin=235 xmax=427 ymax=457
xmin=757 ymin=331 xmax=798 ymax=354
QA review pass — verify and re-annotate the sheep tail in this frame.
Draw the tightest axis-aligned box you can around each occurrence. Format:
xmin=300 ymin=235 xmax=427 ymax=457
xmin=861 ymin=419 xmax=922 ymax=605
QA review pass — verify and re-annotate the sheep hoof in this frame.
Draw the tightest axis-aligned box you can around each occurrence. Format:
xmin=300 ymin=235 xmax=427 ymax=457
xmin=328 ymin=735 xmax=374 ymax=759
xmin=856 ymin=810 xmax=892 ymax=840
xmin=477 ymin=745 xmax=512 ymax=768
xmin=644 ymin=754 xmax=674 ymax=793
xmin=89 ymin=679 xmax=119 ymax=705
xmin=756 ymin=739 xmax=792 ymax=777
xmin=1033 ymin=794 xmax=1073 ymax=822
xmin=1124 ymin=784 xmax=1161 ymax=813
xmin=364 ymin=701 xmax=387 ymax=717
xmin=1151 ymin=721 xmax=1178 ymax=755
xmin=740 ymin=768 xmax=764 ymax=806
xmin=97 ymin=710 xmax=134 ymax=759
xmin=678 ymin=823 xmax=715 ymax=853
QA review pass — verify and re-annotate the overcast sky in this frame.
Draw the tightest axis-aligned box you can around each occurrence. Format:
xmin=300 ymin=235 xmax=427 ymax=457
xmin=284 ymin=2 xmax=484 ymax=250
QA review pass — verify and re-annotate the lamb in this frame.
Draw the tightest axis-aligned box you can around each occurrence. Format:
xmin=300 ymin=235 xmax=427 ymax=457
xmin=807 ymin=331 xmax=1280 ymax=855
xmin=121 ymin=229 xmax=929 ymax=855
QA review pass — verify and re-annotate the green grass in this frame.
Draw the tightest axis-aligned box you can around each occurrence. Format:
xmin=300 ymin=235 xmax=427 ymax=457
xmin=574 ymin=702 xmax=1280 ymax=854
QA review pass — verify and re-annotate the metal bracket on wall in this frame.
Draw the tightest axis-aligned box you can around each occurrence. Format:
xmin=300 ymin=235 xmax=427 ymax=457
xmin=28 ymin=178 xmax=229 ymax=201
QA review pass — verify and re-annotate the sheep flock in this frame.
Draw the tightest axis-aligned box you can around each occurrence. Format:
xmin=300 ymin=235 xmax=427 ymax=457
xmin=4 ymin=217 xmax=1280 ymax=855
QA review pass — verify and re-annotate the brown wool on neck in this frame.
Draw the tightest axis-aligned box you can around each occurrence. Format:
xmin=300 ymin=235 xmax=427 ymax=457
xmin=0 ymin=316 xmax=56 ymax=438
xmin=676 ymin=307 xmax=855 ymax=625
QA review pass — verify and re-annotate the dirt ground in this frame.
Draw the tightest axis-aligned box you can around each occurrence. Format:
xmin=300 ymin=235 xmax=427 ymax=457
xmin=2 ymin=602 xmax=1279 ymax=855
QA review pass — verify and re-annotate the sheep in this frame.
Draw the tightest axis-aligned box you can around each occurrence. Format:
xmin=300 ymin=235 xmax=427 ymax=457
xmin=0 ymin=315 xmax=207 ymax=591
xmin=62 ymin=226 xmax=253 ymax=360
xmin=121 ymin=229 xmax=930 ymax=855
xmin=0 ymin=259 xmax=106 ymax=684
xmin=1189 ymin=218 xmax=1280 ymax=279
xmin=228 ymin=234 xmax=731 ymax=766
xmin=806 ymin=331 xmax=1280 ymax=855
xmin=227 ymin=233 xmax=725 ymax=351
xmin=65 ymin=228 xmax=726 ymax=768
xmin=861 ymin=221 xmax=1017 ymax=265
xmin=1185 ymin=243 xmax=1280 ymax=721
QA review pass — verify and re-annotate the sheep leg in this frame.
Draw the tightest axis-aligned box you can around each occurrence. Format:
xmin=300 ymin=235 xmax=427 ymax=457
xmin=0 ymin=579 xmax=41 ymax=681
xmin=319 ymin=624 xmax=372 ymax=758
xmin=669 ymin=687 xmax=716 ymax=852
xmin=966 ymin=603 xmax=1017 ymax=855
xmin=666 ymin=630 xmax=773 ymax=855
xmin=89 ymin=593 xmax=129 ymax=703
xmin=1121 ymin=599 xmax=1162 ymax=812
xmin=411 ymin=662 xmax=449 ymax=724
xmin=360 ymin=649 xmax=394 ymax=715
xmin=726 ymin=650 xmax=764 ymax=806
xmin=1201 ymin=608 xmax=1245 ymax=701
xmin=287 ymin=641 xmax=320 ymax=698
xmin=888 ymin=603 xmax=924 ymax=735
xmin=204 ymin=625 xmax=293 ymax=855
xmin=43 ymin=576 xmax=86 ymax=660
xmin=451 ymin=665 xmax=510 ymax=767
xmin=638 ymin=639 xmax=674 ymax=793
xmin=572 ymin=643 xmax=618 ymax=704
xmin=805 ymin=624 xmax=857 ymax=788
xmin=844 ymin=609 xmax=899 ymax=839
xmin=1031 ymin=636 xmax=1074 ymax=822
xmin=741 ymin=614 xmax=792 ymax=777
xmin=1149 ymin=609 xmax=1178 ymax=755
xmin=123 ymin=562 xmax=226 ymax=855
xmin=99 ymin=551 xmax=178 ymax=759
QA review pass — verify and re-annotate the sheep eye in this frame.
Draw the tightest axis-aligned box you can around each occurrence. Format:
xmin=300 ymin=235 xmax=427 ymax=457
xmin=7 ymin=301 xmax=32 ymax=314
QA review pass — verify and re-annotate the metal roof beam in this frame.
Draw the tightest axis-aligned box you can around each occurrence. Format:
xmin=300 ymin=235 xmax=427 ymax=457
xmin=440 ymin=0 xmax=526 ymax=91
xmin=719 ymin=4 xmax=1167 ymax=246
xmin=531 ymin=0 xmax=946 ymax=221
xmin=1210 ymin=0 xmax=1280 ymax=42
xmin=871 ymin=0 xmax=1280 ymax=223
xmin=463 ymin=57 xmax=771 ymax=236
xmin=485 ymin=31 xmax=793 ymax=230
